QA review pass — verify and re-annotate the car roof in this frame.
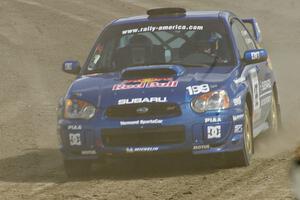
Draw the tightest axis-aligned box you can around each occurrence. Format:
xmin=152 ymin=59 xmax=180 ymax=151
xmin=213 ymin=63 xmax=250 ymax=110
xmin=111 ymin=10 xmax=236 ymax=26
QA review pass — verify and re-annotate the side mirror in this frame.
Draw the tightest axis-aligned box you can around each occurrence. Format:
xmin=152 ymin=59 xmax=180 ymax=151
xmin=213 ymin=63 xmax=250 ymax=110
xmin=242 ymin=18 xmax=262 ymax=43
xmin=244 ymin=49 xmax=268 ymax=64
xmin=62 ymin=60 xmax=81 ymax=75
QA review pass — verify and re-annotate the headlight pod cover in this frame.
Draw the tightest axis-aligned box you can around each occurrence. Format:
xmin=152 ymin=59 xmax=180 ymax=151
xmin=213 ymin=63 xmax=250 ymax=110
xmin=64 ymin=99 xmax=96 ymax=120
xmin=191 ymin=90 xmax=230 ymax=113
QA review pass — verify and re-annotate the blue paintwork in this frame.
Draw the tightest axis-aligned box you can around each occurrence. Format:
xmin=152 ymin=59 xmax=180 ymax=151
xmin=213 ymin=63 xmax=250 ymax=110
xmin=57 ymin=10 xmax=278 ymax=161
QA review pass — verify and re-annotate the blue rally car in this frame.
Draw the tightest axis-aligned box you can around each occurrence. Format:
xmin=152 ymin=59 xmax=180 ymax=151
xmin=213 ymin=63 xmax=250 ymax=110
xmin=58 ymin=8 xmax=281 ymax=177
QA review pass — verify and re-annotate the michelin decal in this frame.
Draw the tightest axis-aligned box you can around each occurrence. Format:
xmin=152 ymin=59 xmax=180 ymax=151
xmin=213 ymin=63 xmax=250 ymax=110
xmin=126 ymin=147 xmax=159 ymax=153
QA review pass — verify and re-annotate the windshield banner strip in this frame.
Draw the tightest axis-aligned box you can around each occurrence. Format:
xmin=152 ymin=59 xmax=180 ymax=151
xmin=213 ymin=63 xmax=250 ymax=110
xmin=122 ymin=25 xmax=204 ymax=35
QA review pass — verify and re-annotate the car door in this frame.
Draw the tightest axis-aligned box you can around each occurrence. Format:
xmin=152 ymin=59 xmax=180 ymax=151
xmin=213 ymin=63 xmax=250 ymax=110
xmin=239 ymin=21 xmax=273 ymax=126
xmin=239 ymin=22 xmax=273 ymax=124
xmin=231 ymin=19 xmax=271 ymax=128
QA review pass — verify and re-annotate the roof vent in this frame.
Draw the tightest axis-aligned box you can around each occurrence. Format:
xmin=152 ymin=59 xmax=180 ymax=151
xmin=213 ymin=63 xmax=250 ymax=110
xmin=147 ymin=8 xmax=186 ymax=18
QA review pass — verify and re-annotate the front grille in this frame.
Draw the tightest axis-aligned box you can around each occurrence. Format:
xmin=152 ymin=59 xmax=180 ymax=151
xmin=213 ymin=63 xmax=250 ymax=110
xmin=105 ymin=103 xmax=181 ymax=119
xmin=101 ymin=126 xmax=185 ymax=147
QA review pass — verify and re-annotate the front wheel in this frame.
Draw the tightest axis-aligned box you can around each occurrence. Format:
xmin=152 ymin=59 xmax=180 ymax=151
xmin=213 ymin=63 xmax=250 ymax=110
xmin=64 ymin=160 xmax=92 ymax=178
xmin=227 ymin=104 xmax=254 ymax=167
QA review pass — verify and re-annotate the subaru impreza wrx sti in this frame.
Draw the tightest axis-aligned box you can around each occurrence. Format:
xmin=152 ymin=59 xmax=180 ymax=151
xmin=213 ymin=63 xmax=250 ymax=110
xmin=58 ymin=8 xmax=281 ymax=177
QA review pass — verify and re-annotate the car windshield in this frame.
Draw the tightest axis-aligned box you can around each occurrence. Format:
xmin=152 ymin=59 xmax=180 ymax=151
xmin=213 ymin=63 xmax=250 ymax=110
xmin=83 ymin=19 xmax=234 ymax=74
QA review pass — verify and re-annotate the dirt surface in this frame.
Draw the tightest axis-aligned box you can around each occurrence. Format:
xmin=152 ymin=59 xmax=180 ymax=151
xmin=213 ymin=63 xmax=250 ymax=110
xmin=0 ymin=0 xmax=300 ymax=199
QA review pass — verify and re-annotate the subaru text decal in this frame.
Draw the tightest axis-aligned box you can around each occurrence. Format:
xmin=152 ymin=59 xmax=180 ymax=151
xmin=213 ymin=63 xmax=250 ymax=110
xmin=118 ymin=97 xmax=167 ymax=105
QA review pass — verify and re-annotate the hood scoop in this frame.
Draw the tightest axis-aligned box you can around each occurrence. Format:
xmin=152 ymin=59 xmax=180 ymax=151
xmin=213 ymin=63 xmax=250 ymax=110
xmin=121 ymin=65 xmax=185 ymax=80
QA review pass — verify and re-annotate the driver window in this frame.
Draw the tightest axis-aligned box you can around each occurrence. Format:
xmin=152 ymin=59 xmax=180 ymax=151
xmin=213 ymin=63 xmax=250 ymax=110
xmin=238 ymin=24 xmax=256 ymax=50
xmin=232 ymin=20 xmax=249 ymax=58
xmin=232 ymin=20 xmax=257 ymax=58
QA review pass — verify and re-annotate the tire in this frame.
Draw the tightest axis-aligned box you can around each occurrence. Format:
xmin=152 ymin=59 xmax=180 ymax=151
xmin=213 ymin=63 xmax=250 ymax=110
xmin=267 ymin=91 xmax=280 ymax=134
xmin=227 ymin=104 xmax=254 ymax=167
xmin=64 ymin=160 xmax=92 ymax=178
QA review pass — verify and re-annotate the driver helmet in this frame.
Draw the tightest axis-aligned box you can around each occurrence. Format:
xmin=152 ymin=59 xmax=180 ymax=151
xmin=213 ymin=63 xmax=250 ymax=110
xmin=191 ymin=31 xmax=221 ymax=54
xmin=128 ymin=34 xmax=153 ymax=65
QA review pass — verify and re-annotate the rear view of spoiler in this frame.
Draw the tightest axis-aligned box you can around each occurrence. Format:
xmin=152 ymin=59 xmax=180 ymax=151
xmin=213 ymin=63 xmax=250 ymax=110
xmin=242 ymin=18 xmax=262 ymax=43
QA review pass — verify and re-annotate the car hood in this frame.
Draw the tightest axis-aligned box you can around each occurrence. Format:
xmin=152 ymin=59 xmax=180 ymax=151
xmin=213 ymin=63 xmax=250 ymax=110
xmin=66 ymin=65 xmax=237 ymax=108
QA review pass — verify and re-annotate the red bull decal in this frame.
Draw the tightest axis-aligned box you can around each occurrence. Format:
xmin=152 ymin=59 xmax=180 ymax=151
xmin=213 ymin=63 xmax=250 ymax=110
xmin=112 ymin=78 xmax=178 ymax=91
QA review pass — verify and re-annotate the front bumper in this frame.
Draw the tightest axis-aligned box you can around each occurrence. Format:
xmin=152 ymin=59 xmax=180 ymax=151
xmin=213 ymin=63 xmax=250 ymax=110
xmin=58 ymin=104 xmax=246 ymax=161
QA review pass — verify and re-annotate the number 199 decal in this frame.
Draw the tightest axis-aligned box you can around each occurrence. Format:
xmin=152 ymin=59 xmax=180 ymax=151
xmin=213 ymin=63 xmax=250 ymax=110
xmin=186 ymin=84 xmax=210 ymax=95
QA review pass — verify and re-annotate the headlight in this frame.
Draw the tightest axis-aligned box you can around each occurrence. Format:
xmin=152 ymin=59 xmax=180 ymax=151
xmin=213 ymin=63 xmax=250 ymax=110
xmin=64 ymin=99 xmax=96 ymax=120
xmin=191 ymin=90 xmax=230 ymax=113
